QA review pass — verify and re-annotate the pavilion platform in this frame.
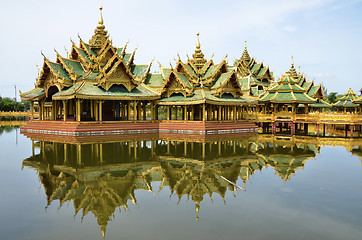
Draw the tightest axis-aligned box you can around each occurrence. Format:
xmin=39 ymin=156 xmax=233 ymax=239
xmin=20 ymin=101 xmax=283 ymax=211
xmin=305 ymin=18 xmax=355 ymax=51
xmin=20 ymin=120 xmax=258 ymax=139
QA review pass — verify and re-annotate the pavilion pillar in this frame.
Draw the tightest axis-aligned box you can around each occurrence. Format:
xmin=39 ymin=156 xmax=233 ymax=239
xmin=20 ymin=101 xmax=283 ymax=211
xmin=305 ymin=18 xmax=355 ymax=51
xmin=175 ymin=106 xmax=178 ymax=120
xmin=95 ymin=101 xmax=99 ymax=121
xmin=90 ymin=100 xmax=94 ymax=119
xmin=218 ymin=106 xmax=221 ymax=121
xmin=233 ymin=106 xmax=237 ymax=120
xmin=99 ymin=101 xmax=103 ymax=122
xmin=351 ymin=125 xmax=354 ymax=138
xmin=51 ymin=101 xmax=55 ymax=120
xmin=133 ymin=101 xmax=138 ymax=120
xmin=30 ymin=102 xmax=34 ymax=120
xmin=155 ymin=105 xmax=159 ymax=120
xmin=304 ymin=105 xmax=309 ymax=114
xmin=191 ymin=106 xmax=194 ymax=120
xmin=317 ymin=124 xmax=320 ymax=137
xmin=76 ymin=99 xmax=81 ymax=122
xmin=62 ymin=100 xmax=67 ymax=121
xmin=167 ymin=105 xmax=170 ymax=120
xmin=127 ymin=101 xmax=131 ymax=120
xmin=143 ymin=101 xmax=147 ymax=120
xmin=202 ymin=103 xmax=206 ymax=121
xmin=184 ymin=106 xmax=187 ymax=120
xmin=151 ymin=102 xmax=155 ymax=121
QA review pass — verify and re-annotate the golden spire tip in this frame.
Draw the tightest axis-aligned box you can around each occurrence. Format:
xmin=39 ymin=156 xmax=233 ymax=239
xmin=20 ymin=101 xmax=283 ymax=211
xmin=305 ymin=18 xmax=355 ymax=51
xmin=196 ymin=32 xmax=200 ymax=49
xmin=99 ymin=6 xmax=104 ymax=25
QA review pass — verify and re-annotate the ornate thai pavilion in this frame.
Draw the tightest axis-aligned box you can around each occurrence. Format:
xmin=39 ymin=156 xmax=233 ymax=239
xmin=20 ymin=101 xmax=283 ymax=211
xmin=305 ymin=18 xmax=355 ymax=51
xmin=333 ymin=88 xmax=359 ymax=112
xmin=258 ymin=61 xmax=317 ymax=113
xmin=19 ymin=7 xmax=361 ymax=137
xmin=20 ymin=7 xmax=258 ymax=126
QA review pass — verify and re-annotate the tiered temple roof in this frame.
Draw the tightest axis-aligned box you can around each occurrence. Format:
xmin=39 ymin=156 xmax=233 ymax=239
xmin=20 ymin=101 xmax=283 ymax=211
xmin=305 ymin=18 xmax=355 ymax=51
xmin=21 ymin=8 xmax=258 ymax=108
xmin=259 ymin=62 xmax=316 ymax=104
xmin=156 ymin=34 xmax=256 ymax=106
xmin=334 ymin=88 xmax=358 ymax=107
xmin=21 ymin=7 xmax=158 ymax=102
xmin=234 ymin=41 xmax=274 ymax=96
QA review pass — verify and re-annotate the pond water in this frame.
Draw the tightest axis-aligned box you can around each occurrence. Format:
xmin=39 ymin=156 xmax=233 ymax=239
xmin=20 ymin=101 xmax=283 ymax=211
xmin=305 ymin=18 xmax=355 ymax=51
xmin=1 ymin=125 xmax=362 ymax=240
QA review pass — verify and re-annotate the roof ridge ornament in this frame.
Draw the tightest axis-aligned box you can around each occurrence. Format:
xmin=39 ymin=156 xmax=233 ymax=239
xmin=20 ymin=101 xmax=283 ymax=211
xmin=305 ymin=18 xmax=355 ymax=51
xmin=89 ymin=6 xmax=109 ymax=49
xmin=190 ymin=32 xmax=207 ymax=71
xmin=99 ymin=6 xmax=104 ymax=25
xmin=241 ymin=40 xmax=251 ymax=63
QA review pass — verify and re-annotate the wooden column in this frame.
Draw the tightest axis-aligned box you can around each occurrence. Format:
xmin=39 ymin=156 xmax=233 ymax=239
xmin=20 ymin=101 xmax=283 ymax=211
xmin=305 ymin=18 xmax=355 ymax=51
xmin=99 ymin=101 xmax=103 ymax=122
xmin=30 ymin=102 xmax=34 ymax=120
xmin=184 ymin=106 xmax=187 ymax=120
xmin=63 ymin=100 xmax=67 ymax=121
xmin=133 ymin=101 xmax=138 ymax=120
xmin=202 ymin=103 xmax=206 ymax=121
xmin=142 ymin=102 xmax=146 ymax=120
xmin=191 ymin=106 xmax=194 ymax=120
xmin=127 ymin=101 xmax=131 ymax=120
xmin=90 ymin=100 xmax=94 ymax=119
xmin=167 ymin=105 xmax=170 ymax=120
xmin=76 ymin=99 xmax=81 ymax=122
xmin=95 ymin=101 xmax=99 ymax=121
xmin=233 ymin=106 xmax=237 ymax=120
xmin=150 ymin=102 xmax=155 ymax=120
xmin=155 ymin=105 xmax=159 ymax=120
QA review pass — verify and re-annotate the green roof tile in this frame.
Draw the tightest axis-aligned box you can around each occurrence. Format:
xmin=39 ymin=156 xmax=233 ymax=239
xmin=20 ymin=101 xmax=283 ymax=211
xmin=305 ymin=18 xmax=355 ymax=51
xmin=131 ymin=65 xmax=149 ymax=79
xmin=201 ymin=64 xmax=220 ymax=80
xmin=123 ymin=53 xmax=132 ymax=65
xmin=47 ymin=61 xmax=71 ymax=80
xmin=175 ymin=72 xmax=193 ymax=88
xmin=21 ymin=88 xmax=45 ymax=99
xmin=211 ymin=72 xmax=233 ymax=89
xmin=61 ymin=58 xmax=85 ymax=76
xmin=144 ymin=73 xmax=164 ymax=87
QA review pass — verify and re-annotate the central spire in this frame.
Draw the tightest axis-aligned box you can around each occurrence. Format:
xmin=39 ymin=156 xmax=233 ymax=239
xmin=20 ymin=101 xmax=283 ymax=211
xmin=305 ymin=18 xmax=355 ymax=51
xmin=241 ymin=40 xmax=251 ymax=63
xmin=89 ymin=6 xmax=109 ymax=49
xmin=287 ymin=56 xmax=298 ymax=78
xmin=98 ymin=6 xmax=104 ymax=25
xmin=191 ymin=33 xmax=207 ymax=70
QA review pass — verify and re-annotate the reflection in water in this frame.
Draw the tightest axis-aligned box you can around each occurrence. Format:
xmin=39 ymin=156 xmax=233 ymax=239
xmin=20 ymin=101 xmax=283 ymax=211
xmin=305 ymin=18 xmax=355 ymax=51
xmin=0 ymin=125 xmax=21 ymax=135
xmin=21 ymin=134 xmax=345 ymax=237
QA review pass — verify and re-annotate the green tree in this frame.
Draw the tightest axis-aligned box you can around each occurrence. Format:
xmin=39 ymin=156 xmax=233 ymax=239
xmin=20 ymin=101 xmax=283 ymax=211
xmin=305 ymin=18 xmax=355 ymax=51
xmin=327 ymin=92 xmax=338 ymax=104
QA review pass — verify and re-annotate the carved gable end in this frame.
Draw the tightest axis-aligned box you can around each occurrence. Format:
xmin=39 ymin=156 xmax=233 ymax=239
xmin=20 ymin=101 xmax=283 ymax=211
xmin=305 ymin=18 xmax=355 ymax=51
xmin=97 ymin=60 xmax=137 ymax=91
xmin=161 ymin=72 xmax=193 ymax=98
xmin=212 ymin=72 xmax=241 ymax=98
xmin=36 ymin=60 xmax=71 ymax=90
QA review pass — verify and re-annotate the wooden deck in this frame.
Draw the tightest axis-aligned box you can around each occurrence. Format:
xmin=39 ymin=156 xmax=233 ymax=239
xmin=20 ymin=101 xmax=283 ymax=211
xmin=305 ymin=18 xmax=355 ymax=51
xmin=244 ymin=112 xmax=362 ymax=125
xmin=0 ymin=111 xmax=39 ymax=119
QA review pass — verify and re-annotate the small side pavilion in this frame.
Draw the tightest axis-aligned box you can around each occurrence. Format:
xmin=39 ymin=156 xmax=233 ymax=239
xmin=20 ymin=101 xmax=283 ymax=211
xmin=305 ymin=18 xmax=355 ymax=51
xmin=333 ymin=88 xmax=358 ymax=112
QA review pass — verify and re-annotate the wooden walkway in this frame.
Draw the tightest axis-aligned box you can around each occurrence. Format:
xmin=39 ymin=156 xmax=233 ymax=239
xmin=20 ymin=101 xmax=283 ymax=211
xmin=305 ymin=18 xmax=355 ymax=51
xmin=0 ymin=111 xmax=39 ymax=119
xmin=244 ymin=112 xmax=362 ymax=125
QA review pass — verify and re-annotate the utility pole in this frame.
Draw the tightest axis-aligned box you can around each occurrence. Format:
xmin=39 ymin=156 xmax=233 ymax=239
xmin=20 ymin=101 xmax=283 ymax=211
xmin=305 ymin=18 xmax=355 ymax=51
xmin=14 ymin=85 xmax=17 ymax=102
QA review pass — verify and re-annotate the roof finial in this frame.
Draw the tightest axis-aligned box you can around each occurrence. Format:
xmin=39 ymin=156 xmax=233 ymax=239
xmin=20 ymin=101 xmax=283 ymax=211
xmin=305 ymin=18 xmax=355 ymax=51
xmin=196 ymin=32 xmax=200 ymax=50
xmin=291 ymin=56 xmax=294 ymax=67
xmin=241 ymin=40 xmax=251 ymax=62
xmin=99 ymin=6 xmax=104 ymax=25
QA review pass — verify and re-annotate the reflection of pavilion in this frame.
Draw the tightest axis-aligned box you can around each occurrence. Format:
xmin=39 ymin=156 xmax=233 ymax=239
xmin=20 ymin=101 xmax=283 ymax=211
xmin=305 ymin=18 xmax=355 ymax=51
xmin=23 ymin=138 xmax=263 ymax=237
xmin=24 ymin=135 xmax=360 ymax=236
xmin=254 ymin=135 xmax=319 ymax=181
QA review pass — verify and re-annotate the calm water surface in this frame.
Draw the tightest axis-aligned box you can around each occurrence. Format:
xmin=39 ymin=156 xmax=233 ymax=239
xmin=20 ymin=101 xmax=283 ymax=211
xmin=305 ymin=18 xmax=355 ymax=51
xmin=1 ymin=125 xmax=362 ymax=240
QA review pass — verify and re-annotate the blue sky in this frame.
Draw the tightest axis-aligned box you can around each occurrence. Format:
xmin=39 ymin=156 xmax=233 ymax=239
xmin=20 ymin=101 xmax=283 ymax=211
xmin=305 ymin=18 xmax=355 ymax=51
xmin=1 ymin=0 xmax=361 ymax=100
